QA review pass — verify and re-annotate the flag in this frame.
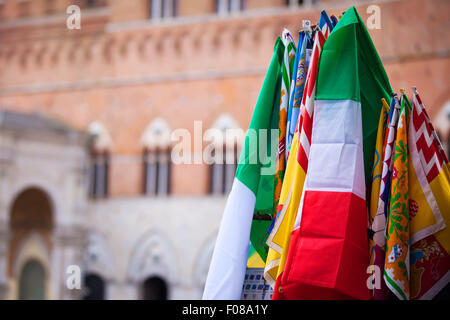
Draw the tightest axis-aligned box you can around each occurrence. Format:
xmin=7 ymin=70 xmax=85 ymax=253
xmin=275 ymin=7 xmax=392 ymax=300
xmin=331 ymin=15 xmax=339 ymax=27
xmin=286 ymin=31 xmax=311 ymax=160
xmin=266 ymin=28 xmax=326 ymax=290
xmin=370 ymin=95 xmax=401 ymax=299
xmin=273 ymin=29 xmax=296 ymax=219
xmin=203 ymin=38 xmax=284 ymax=299
xmin=367 ymin=98 xmax=389 ymax=299
xmin=318 ymin=10 xmax=334 ymax=39
xmin=261 ymin=30 xmax=296 ymax=272
xmin=286 ymin=30 xmax=305 ymax=160
xmin=408 ymin=88 xmax=450 ymax=299
xmin=384 ymin=94 xmax=411 ymax=300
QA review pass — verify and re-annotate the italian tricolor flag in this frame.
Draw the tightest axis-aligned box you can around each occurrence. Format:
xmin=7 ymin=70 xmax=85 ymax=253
xmin=274 ymin=7 xmax=392 ymax=299
xmin=203 ymin=38 xmax=284 ymax=300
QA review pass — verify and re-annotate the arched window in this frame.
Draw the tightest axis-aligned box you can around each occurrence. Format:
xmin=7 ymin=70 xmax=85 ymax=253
xmin=141 ymin=277 xmax=168 ymax=300
xmin=88 ymin=122 xmax=112 ymax=199
xmin=143 ymin=148 xmax=171 ymax=196
xmin=149 ymin=0 xmax=178 ymax=20
xmin=206 ymin=114 xmax=243 ymax=195
xmin=82 ymin=274 xmax=105 ymax=300
xmin=19 ymin=260 xmax=46 ymax=300
xmin=286 ymin=0 xmax=305 ymax=7
xmin=141 ymin=119 xmax=172 ymax=196
xmin=209 ymin=144 xmax=238 ymax=195
xmin=215 ymin=0 xmax=246 ymax=14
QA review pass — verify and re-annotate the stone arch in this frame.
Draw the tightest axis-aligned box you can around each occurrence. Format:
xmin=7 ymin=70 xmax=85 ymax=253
xmin=140 ymin=117 xmax=172 ymax=150
xmin=127 ymin=229 xmax=180 ymax=293
xmin=6 ymin=181 xmax=61 ymax=226
xmin=12 ymin=231 xmax=51 ymax=300
xmin=8 ymin=187 xmax=55 ymax=283
xmin=205 ymin=113 xmax=244 ymax=151
xmin=9 ymin=187 xmax=53 ymax=231
xmin=83 ymin=232 xmax=115 ymax=280
xmin=12 ymin=232 xmax=51 ymax=279
xmin=88 ymin=121 xmax=113 ymax=152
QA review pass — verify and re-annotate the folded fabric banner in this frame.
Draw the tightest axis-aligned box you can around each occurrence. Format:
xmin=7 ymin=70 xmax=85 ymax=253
xmin=203 ymin=38 xmax=284 ymax=299
xmin=263 ymin=30 xmax=297 ymax=283
xmin=266 ymin=28 xmax=326 ymax=290
xmin=275 ymin=6 xmax=392 ymax=300
xmin=286 ymin=30 xmax=305 ymax=161
xmin=370 ymin=95 xmax=400 ymax=299
xmin=274 ymin=29 xmax=296 ymax=220
xmin=409 ymin=88 xmax=450 ymax=300
xmin=318 ymin=10 xmax=334 ymax=39
xmin=286 ymin=31 xmax=311 ymax=160
xmin=368 ymin=98 xmax=389 ymax=299
xmin=384 ymin=94 xmax=411 ymax=300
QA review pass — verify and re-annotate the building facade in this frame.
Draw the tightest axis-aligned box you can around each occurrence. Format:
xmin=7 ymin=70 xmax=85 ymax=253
xmin=0 ymin=0 xmax=449 ymax=299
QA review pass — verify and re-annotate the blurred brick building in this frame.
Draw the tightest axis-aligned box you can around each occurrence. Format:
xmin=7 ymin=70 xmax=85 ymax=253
xmin=0 ymin=0 xmax=448 ymax=299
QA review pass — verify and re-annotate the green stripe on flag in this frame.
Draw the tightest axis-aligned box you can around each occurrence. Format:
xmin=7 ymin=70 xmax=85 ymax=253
xmin=384 ymin=270 xmax=408 ymax=300
xmin=236 ymin=37 xmax=284 ymax=195
xmin=315 ymin=6 xmax=393 ymax=188
xmin=236 ymin=38 xmax=284 ymax=262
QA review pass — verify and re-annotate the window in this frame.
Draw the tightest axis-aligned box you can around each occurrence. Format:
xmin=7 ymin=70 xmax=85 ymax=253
xmin=19 ymin=260 xmax=46 ymax=300
xmin=149 ymin=0 xmax=178 ymax=20
xmin=143 ymin=148 xmax=171 ymax=196
xmin=85 ymin=0 xmax=105 ymax=9
xmin=83 ymin=274 xmax=105 ymax=300
xmin=286 ymin=0 xmax=317 ymax=6
xmin=141 ymin=118 xmax=172 ymax=197
xmin=209 ymin=144 xmax=238 ymax=195
xmin=142 ymin=277 xmax=168 ymax=300
xmin=88 ymin=121 xmax=112 ymax=199
xmin=89 ymin=151 xmax=109 ymax=199
xmin=207 ymin=114 xmax=243 ymax=195
xmin=215 ymin=0 xmax=246 ymax=15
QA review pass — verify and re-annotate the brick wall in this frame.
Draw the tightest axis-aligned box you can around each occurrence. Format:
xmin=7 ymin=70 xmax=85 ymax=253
xmin=0 ymin=0 xmax=448 ymax=196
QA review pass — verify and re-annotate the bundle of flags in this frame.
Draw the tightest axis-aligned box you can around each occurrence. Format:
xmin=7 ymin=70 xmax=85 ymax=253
xmin=203 ymin=6 xmax=449 ymax=300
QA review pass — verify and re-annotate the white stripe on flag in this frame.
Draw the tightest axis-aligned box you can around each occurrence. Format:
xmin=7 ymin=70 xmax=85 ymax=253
xmin=202 ymin=178 xmax=256 ymax=300
xmin=294 ymin=99 xmax=366 ymax=229
xmin=307 ymin=99 xmax=366 ymax=199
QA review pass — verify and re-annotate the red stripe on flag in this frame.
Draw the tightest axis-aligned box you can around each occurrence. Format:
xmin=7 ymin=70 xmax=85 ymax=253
xmin=275 ymin=190 xmax=370 ymax=300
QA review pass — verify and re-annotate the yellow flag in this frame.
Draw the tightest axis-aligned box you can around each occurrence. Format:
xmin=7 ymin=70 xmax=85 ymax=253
xmin=264 ymin=130 xmax=307 ymax=285
xmin=408 ymin=89 xmax=450 ymax=299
